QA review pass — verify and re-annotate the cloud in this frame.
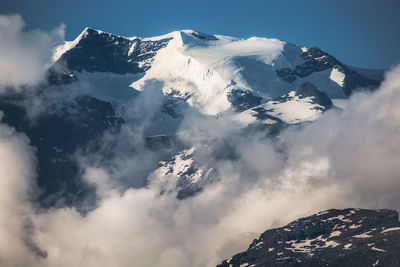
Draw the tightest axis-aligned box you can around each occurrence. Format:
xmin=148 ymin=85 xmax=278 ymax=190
xmin=0 ymin=14 xmax=64 ymax=89
xmin=0 ymin=113 xmax=46 ymax=266
xmin=281 ymin=66 xmax=400 ymax=209
xmin=27 ymin=65 xmax=399 ymax=267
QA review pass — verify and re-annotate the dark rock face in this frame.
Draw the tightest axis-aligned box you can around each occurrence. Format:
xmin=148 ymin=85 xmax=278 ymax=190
xmin=46 ymin=62 xmax=78 ymax=85
xmin=0 ymin=90 xmax=189 ymax=208
xmin=58 ymin=27 xmax=171 ymax=74
xmin=227 ymin=89 xmax=263 ymax=111
xmin=190 ymin=31 xmax=219 ymax=41
xmin=276 ymin=47 xmax=341 ymax=81
xmin=295 ymin=82 xmax=331 ymax=104
xmin=250 ymin=107 xmax=283 ymax=123
xmin=0 ymin=93 xmax=123 ymax=207
xmin=145 ymin=135 xmax=184 ymax=152
xmin=276 ymin=47 xmax=380 ymax=95
xmin=276 ymin=82 xmax=333 ymax=110
xmin=218 ymin=208 xmax=400 ymax=267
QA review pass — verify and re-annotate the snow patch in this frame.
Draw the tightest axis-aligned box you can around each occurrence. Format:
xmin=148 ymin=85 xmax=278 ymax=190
xmin=349 ymin=224 xmax=362 ymax=229
xmin=128 ymin=41 xmax=138 ymax=56
xmin=322 ymin=215 xmax=352 ymax=223
xmin=371 ymin=247 xmax=386 ymax=252
xmin=329 ymin=68 xmax=345 ymax=87
xmin=343 ymin=243 xmax=352 ymax=249
xmin=263 ymin=95 xmax=324 ymax=124
xmin=329 ymin=230 xmax=342 ymax=237
xmin=286 ymin=234 xmax=340 ymax=255
xmin=381 ymin=227 xmax=400 ymax=233
xmin=353 ymin=232 xmax=373 ymax=238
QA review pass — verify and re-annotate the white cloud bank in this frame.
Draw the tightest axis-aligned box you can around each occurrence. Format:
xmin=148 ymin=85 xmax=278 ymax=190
xmin=0 ymin=112 xmax=44 ymax=266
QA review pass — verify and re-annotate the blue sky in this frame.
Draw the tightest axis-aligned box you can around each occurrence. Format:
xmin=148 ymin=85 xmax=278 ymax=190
xmin=1 ymin=0 xmax=399 ymax=69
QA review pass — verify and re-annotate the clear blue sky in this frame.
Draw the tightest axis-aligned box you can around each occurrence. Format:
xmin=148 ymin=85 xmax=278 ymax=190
xmin=1 ymin=0 xmax=399 ymax=69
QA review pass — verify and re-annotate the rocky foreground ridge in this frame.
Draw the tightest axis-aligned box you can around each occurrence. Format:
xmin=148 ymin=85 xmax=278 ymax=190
xmin=218 ymin=208 xmax=400 ymax=267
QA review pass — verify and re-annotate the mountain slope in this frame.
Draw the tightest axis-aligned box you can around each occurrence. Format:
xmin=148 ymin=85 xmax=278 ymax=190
xmin=218 ymin=209 xmax=400 ymax=267
xmin=0 ymin=28 xmax=385 ymax=207
xmin=234 ymin=82 xmax=333 ymax=125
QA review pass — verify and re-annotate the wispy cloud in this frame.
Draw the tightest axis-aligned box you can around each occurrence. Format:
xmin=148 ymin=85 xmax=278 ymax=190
xmin=0 ymin=14 xmax=64 ymax=89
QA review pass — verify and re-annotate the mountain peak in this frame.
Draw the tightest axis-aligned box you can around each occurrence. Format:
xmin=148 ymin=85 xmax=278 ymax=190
xmin=78 ymin=26 xmax=137 ymax=42
xmin=181 ymin=30 xmax=218 ymax=41
xmin=294 ymin=82 xmax=320 ymax=97
xmin=295 ymin=82 xmax=333 ymax=109
xmin=77 ymin=26 xmax=103 ymax=40
xmin=81 ymin=26 xmax=101 ymax=36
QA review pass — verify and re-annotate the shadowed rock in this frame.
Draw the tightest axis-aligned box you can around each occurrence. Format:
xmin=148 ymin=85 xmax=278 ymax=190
xmin=218 ymin=208 xmax=400 ymax=267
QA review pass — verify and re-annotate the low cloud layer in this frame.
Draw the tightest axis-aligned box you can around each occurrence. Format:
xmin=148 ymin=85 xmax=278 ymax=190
xmin=0 ymin=13 xmax=400 ymax=267
xmin=0 ymin=113 xmax=43 ymax=266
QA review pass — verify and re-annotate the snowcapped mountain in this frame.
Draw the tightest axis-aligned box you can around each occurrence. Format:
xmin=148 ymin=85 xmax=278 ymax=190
xmin=48 ymin=28 xmax=383 ymax=200
xmin=0 ymin=27 xmax=384 ymax=206
xmin=218 ymin=208 xmax=400 ymax=267
xmin=51 ymin=27 xmax=381 ymax=116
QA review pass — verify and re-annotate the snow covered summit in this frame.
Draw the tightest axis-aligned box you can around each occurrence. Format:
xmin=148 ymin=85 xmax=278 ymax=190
xmin=51 ymin=27 xmax=382 ymax=117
